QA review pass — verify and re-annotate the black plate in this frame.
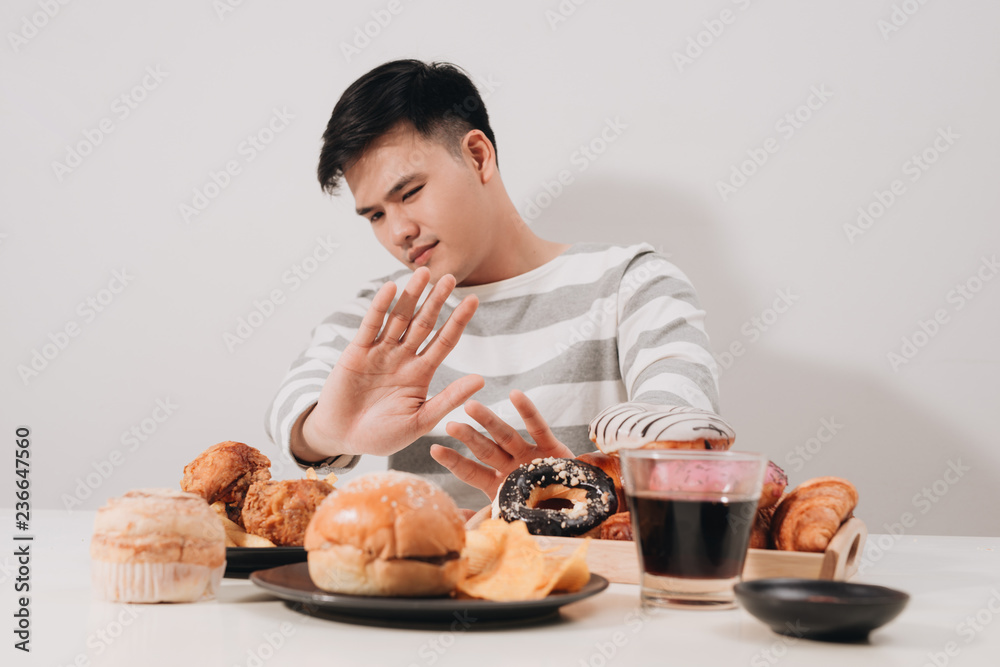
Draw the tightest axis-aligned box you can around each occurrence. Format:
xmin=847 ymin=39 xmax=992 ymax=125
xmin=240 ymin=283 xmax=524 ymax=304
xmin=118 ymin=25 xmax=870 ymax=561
xmin=225 ymin=547 xmax=307 ymax=577
xmin=735 ymin=578 xmax=909 ymax=642
xmin=250 ymin=562 xmax=609 ymax=624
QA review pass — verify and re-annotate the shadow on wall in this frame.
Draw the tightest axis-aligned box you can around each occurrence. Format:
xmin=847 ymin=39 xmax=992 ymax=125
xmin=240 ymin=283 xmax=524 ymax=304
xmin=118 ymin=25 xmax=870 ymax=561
xmin=529 ymin=177 xmax=997 ymax=537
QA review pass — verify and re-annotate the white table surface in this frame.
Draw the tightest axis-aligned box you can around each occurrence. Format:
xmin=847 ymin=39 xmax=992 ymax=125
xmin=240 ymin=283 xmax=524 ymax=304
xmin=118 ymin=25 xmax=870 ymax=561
xmin=3 ymin=510 xmax=998 ymax=667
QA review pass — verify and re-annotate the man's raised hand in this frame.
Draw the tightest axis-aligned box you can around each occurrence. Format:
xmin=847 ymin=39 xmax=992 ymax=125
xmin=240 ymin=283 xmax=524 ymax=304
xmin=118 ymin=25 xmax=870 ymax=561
xmin=298 ymin=267 xmax=484 ymax=459
xmin=429 ymin=390 xmax=574 ymax=501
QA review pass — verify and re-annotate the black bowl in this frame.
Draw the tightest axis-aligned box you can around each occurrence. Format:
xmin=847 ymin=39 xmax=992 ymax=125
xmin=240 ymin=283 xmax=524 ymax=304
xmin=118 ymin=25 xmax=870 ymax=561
xmin=734 ymin=578 xmax=909 ymax=642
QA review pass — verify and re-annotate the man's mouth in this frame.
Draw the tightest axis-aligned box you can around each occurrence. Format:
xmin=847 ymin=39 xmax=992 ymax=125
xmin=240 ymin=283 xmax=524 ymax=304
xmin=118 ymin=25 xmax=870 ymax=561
xmin=408 ymin=242 xmax=438 ymax=266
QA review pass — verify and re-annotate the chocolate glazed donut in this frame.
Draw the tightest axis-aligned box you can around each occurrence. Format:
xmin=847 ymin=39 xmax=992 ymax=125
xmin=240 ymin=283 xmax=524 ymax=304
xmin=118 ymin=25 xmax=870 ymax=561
xmin=496 ymin=457 xmax=619 ymax=537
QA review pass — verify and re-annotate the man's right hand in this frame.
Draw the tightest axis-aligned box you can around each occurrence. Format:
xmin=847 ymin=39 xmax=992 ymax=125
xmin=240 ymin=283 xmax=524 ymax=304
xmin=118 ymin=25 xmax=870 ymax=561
xmin=293 ymin=267 xmax=484 ymax=460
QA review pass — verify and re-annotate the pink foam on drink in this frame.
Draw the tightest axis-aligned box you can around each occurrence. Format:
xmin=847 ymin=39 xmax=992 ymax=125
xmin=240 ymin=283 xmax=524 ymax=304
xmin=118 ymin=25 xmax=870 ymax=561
xmin=649 ymin=460 xmax=757 ymax=494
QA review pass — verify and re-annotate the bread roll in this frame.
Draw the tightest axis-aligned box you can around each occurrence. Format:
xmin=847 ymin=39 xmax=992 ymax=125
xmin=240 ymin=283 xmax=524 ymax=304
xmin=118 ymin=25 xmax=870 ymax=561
xmin=304 ymin=472 xmax=465 ymax=596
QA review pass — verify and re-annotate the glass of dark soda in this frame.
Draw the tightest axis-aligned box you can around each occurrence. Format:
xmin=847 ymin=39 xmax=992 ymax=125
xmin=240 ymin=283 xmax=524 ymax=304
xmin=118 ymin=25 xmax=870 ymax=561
xmin=620 ymin=450 xmax=767 ymax=610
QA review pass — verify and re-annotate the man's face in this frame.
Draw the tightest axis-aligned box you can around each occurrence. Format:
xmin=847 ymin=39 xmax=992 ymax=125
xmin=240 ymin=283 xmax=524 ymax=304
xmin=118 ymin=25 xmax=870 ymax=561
xmin=344 ymin=124 xmax=490 ymax=286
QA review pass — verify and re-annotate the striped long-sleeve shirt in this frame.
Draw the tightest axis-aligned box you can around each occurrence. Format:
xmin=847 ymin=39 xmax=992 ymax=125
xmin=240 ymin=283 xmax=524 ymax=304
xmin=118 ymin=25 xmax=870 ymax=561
xmin=264 ymin=242 xmax=721 ymax=509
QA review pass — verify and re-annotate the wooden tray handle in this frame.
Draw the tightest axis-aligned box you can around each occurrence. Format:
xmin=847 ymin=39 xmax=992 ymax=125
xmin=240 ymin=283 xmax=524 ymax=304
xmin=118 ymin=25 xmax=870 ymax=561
xmin=819 ymin=517 xmax=867 ymax=580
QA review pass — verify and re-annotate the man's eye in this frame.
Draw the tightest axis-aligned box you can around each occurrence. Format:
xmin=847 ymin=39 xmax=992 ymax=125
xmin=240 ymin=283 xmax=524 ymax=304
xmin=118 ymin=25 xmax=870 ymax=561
xmin=369 ymin=212 xmax=383 ymax=223
xmin=402 ymin=185 xmax=424 ymax=201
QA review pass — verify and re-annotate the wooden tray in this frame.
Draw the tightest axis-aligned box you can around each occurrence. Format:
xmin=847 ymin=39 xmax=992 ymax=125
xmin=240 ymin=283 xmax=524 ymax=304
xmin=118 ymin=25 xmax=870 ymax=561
xmin=465 ymin=509 xmax=866 ymax=585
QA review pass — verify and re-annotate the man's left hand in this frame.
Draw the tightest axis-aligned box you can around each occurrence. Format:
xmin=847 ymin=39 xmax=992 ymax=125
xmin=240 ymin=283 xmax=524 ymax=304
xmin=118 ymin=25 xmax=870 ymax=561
xmin=430 ymin=390 xmax=574 ymax=501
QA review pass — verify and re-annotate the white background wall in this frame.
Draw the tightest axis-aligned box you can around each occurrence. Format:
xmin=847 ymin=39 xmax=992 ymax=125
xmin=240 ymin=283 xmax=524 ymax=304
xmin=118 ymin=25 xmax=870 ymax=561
xmin=3 ymin=0 xmax=998 ymax=536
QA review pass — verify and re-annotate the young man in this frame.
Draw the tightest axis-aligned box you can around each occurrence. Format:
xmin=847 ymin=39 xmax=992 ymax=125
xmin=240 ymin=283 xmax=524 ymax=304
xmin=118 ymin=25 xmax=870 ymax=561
xmin=265 ymin=60 xmax=724 ymax=509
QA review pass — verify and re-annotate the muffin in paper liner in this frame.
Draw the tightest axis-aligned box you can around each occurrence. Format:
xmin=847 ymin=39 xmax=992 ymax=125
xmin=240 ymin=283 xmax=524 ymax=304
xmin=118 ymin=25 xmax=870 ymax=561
xmin=90 ymin=488 xmax=226 ymax=603
xmin=91 ymin=560 xmax=225 ymax=603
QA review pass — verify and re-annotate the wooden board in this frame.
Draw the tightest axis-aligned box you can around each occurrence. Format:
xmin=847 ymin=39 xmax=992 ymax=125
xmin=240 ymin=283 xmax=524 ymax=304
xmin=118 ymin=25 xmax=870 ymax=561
xmin=465 ymin=509 xmax=867 ymax=586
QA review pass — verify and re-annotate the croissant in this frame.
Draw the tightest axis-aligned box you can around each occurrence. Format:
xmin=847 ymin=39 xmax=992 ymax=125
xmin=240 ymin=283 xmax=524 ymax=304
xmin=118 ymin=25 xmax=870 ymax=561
xmin=769 ymin=477 xmax=858 ymax=552
xmin=749 ymin=504 xmax=777 ymax=549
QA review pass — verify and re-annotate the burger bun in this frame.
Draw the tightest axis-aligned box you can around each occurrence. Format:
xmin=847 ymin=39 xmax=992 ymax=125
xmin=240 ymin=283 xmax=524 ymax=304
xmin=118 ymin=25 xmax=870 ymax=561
xmin=304 ymin=471 xmax=465 ymax=597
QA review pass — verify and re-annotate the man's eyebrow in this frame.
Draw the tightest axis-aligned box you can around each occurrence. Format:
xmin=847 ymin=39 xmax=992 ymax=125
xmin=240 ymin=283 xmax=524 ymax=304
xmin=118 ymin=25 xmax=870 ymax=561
xmin=355 ymin=173 xmax=422 ymax=216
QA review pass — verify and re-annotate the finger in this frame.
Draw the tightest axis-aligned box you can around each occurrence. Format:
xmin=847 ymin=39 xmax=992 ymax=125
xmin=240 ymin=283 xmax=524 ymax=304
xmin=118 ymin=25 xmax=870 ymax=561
xmin=419 ymin=293 xmax=479 ymax=366
xmin=379 ymin=267 xmax=430 ymax=343
xmin=510 ymin=390 xmax=573 ymax=457
xmin=401 ymin=273 xmax=455 ymax=351
xmin=430 ymin=444 xmax=499 ymax=497
xmin=351 ymin=281 xmax=397 ymax=347
xmin=445 ymin=420 xmax=512 ymax=471
xmin=417 ymin=374 xmax=485 ymax=432
xmin=463 ymin=399 xmax=535 ymax=461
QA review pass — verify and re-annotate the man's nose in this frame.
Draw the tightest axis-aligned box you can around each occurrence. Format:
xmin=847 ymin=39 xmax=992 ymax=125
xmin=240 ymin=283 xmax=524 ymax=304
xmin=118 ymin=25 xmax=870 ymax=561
xmin=389 ymin=213 xmax=418 ymax=246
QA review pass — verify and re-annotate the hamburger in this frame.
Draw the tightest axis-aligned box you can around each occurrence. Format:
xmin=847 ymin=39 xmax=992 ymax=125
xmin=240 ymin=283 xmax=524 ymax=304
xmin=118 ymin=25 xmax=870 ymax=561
xmin=304 ymin=471 xmax=466 ymax=597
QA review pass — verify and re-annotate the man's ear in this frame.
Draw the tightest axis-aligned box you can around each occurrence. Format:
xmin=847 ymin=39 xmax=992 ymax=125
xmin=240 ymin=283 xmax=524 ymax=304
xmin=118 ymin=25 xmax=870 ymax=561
xmin=463 ymin=130 xmax=497 ymax=184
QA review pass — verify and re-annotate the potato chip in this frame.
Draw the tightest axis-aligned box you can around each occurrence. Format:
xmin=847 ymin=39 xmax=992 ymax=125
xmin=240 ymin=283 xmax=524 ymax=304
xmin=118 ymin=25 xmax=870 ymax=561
xmin=553 ymin=551 xmax=590 ymax=592
xmin=304 ymin=467 xmax=337 ymax=485
xmin=463 ymin=529 xmax=503 ymax=577
xmin=458 ymin=545 xmax=545 ymax=601
xmin=475 ymin=518 xmax=516 ymax=538
xmin=211 ymin=501 xmax=275 ymax=547
xmin=230 ymin=530 xmax=276 ymax=548
xmin=458 ymin=519 xmax=590 ymax=601
xmin=538 ymin=539 xmax=590 ymax=596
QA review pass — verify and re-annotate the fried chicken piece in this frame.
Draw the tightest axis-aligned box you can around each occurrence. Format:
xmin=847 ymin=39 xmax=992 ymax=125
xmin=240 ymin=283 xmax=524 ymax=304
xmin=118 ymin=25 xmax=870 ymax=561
xmin=241 ymin=479 xmax=334 ymax=546
xmin=180 ymin=441 xmax=271 ymax=526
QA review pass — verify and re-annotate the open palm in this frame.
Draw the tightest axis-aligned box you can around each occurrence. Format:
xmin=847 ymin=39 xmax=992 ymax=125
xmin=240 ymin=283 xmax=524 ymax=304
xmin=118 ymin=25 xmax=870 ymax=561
xmin=302 ymin=268 xmax=484 ymax=458
xmin=430 ymin=390 xmax=574 ymax=501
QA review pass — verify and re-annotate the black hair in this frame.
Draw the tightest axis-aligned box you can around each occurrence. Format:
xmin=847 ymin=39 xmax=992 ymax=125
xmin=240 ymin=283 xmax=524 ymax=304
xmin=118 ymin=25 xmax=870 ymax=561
xmin=317 ymin=59 xmax=497 ymax=194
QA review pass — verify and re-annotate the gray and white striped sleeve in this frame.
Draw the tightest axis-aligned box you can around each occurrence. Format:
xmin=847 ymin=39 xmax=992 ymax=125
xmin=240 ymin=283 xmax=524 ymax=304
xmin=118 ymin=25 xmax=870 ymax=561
xmin=263 ymin=280 xmax=382 ymax=474
xmin=615 ymin=251 xmax=720 ymax=412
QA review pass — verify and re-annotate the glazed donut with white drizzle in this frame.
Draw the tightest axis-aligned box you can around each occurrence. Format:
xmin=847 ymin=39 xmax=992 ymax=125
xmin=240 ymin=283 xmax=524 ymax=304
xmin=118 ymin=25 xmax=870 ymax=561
xmin=589 ymin=403 xmax=736 ymax=453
